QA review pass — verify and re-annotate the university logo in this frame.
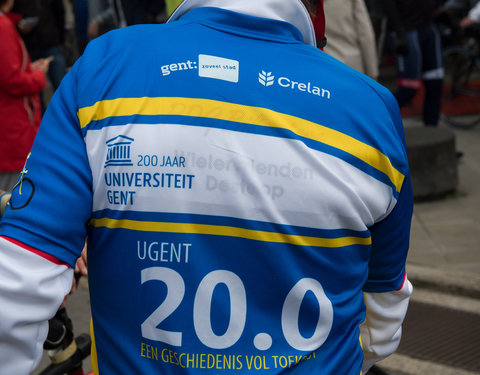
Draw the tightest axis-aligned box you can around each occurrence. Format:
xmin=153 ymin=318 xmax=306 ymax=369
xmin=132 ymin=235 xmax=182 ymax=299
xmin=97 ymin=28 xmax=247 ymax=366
xmin=105 ymin=135 xmax=134 ymax=168
xmin=258 ymin=71 xmax=275 ymax=86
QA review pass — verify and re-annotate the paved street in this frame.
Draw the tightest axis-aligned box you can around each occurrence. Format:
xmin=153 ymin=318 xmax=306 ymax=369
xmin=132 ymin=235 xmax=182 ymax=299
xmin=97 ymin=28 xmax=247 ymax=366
xmin=375 ymin=115 xmax=480 ymax=375
xmin=407 ymin=116 xmax=480 ymax=282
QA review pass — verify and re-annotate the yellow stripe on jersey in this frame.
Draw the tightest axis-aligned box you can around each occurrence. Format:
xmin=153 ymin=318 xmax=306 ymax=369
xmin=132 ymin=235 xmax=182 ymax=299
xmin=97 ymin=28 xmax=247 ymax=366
xmin=90 ymin=218 xmax=372 ymax=248
xmin=78 ymin=97 xmax=405 ymax=192
xmin=90 ymin=319 xmax=99 ymax=375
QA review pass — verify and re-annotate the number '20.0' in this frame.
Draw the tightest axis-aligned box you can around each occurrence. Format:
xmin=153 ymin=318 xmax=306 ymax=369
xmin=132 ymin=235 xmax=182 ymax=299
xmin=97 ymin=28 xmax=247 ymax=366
xmin=141 ymin=267 xmax=333 ymax=351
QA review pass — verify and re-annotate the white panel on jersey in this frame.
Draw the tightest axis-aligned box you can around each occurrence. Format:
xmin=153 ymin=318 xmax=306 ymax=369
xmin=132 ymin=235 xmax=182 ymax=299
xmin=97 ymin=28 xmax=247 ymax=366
xmin=85 ymin=124 xmax=395 ymax=230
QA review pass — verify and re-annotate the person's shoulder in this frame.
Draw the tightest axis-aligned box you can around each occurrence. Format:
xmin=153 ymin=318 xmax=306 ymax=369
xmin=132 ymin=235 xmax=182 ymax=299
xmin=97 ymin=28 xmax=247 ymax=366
xmin=0 ymin=13 xmax=12 ymax=27
xmin=306 ymin=48 xmax=396 ymax=106
xmin=303 ymin=49 xmax=405 ymax=142
xmin=0 ymin=14 xmax=18 ymax=38
xmin=356 ymin=71 xmax=397 ymax=108
xmin=333 ymin=57 xmax=398 ymax=111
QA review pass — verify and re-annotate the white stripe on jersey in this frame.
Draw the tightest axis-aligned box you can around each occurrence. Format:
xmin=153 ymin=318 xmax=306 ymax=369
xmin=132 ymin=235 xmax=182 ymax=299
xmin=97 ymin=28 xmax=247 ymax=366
xmin=86 ymin=124 xmax=396 ymax=231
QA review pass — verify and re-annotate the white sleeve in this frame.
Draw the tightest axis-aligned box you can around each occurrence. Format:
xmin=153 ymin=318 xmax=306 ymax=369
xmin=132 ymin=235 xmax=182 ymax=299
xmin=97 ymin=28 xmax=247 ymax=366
xmin=468 ymin=3 xmax=480 ymax=22
xmin=0 ymin=237 xmax=73 ymax=375
xmin=360 ymin=277 xmax=413 ymax=373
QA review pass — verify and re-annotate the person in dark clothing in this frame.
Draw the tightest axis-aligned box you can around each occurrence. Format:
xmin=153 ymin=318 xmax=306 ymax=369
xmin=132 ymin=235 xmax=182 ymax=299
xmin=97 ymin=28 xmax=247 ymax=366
xmin=439 ymin=0 xmax=480 ymax=28
xmin=384 ymin=0 xmax=444 ymax=126
xmin=87 ymin=0 xmax=166 ymax=40
xmin=121 ymin=0 xmax=166 ymax=24
xmin=73 ymin=0 xmax=89 ymax=54
xmin=13 ymin=0 xmax=67 ymax=90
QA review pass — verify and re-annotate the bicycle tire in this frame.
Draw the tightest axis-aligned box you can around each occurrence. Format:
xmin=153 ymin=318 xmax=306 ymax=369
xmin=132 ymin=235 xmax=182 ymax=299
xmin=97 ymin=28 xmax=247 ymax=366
xmin=441 ymin=113 xmax=480 ymax=130
xmin=443 ymin=46 xmax=474 ymax=92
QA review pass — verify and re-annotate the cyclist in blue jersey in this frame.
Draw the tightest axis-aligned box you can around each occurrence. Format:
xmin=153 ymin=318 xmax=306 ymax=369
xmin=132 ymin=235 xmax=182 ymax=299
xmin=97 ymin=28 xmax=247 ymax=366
xmin=0 ymin=0 xmax=413 ymax=374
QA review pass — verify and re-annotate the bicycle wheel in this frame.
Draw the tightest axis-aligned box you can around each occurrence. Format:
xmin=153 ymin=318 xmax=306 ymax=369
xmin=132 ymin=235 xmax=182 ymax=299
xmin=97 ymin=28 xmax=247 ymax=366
xmin=441 ymin=113 xmax=480 ymax=130
xmin=443 ymin=46 xmax=473 ymax=95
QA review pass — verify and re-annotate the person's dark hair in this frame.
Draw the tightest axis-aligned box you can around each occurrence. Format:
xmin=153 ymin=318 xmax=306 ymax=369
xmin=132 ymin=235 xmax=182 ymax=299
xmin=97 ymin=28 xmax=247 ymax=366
xmin=301 ymin=0 xmax=318 ymax=14
xmin=0 ymin=0 xmax=8 ymax=7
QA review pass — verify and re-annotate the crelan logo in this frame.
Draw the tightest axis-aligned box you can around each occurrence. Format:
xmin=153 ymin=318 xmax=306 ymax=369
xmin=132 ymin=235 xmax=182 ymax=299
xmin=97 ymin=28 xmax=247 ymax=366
xmin=258 ymin=71 xmax=275 ymax=86
xmin=258 ymin=70 xmax=331 ymax=99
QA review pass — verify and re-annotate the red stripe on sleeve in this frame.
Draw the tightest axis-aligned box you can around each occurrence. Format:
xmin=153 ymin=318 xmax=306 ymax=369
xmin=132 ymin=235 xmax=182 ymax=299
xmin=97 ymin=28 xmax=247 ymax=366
xmin=397 ymin=78 xmax=422 ymax=89
xmin=396 ymin=272 xmax=407 ymax=291
xmin=1 ymin=236 xmax=70 ymax=267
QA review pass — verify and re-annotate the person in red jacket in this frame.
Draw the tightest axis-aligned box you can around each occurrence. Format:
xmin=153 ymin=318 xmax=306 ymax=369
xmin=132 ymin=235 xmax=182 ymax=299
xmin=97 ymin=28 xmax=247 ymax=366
xmin=0 ymin=0 xmax=51 ymax=191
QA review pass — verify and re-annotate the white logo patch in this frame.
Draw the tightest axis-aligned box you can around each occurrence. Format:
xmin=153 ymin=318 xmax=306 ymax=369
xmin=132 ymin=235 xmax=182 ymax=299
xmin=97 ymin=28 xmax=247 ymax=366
xmin=198 ymin=55 xmax=239 ymax=83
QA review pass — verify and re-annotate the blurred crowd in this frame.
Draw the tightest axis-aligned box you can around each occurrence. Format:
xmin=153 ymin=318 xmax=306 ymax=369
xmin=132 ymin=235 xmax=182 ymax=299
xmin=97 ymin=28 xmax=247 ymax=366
xmin=0 ymin=0 xmax=181 ymax=192
xmin=1 ymin=0 xmax=479 ymax=191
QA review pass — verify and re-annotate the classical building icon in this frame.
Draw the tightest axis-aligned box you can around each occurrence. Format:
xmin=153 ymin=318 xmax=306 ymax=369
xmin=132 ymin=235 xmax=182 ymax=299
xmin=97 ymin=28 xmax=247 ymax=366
xmin=105 ymin=135 xmax=134 ymax=168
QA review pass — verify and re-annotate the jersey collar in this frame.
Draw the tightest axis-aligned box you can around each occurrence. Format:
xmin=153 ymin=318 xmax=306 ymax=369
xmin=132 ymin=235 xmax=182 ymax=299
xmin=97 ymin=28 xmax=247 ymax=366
xmin=167 ymin=0 xmax=316 ymax=47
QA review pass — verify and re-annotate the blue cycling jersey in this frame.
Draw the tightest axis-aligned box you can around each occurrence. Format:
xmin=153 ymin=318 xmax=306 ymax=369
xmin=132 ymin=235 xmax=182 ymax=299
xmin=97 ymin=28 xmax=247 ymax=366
xmin=0 ymin=6 xmax=412 ymax=374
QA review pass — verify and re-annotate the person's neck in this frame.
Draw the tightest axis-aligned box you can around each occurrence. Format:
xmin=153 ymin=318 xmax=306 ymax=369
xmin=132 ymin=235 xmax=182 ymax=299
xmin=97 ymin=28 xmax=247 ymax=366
xmin=168 ymin=0 xmax=316 ymax=46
